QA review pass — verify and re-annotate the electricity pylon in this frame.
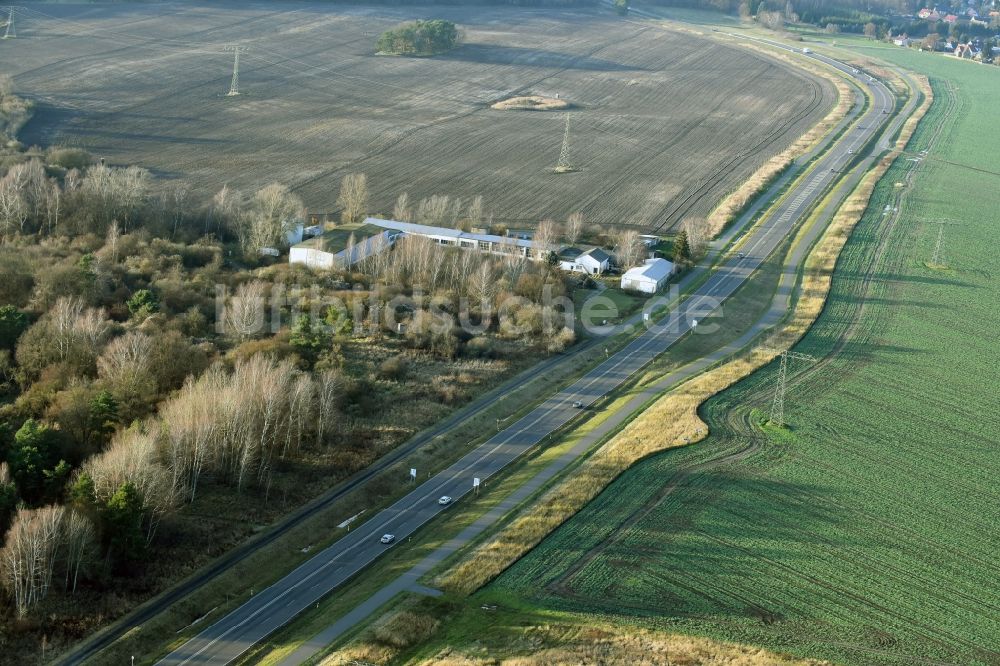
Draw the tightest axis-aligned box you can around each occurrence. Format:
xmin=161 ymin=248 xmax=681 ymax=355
xmin=766 ymin=349 xmax=817 ymax=428
xmin=2 ymin=6 xmax=18 ymax=39
xmin=926 ymin=218 xmax=961 ymax=267
xmin=224 ymin=45 xmax=246 ymax=96
xmin=554 ymin=114 xmax=576 ymax=173
xmin=932 ymin=225 xmax=945 ymax=265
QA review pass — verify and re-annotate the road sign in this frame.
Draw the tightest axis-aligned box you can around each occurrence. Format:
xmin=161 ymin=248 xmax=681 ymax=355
xmin=473 ymin=477 xmax=480 ymax=487
xmin=410 ymin=468 xmax=416 ymax=478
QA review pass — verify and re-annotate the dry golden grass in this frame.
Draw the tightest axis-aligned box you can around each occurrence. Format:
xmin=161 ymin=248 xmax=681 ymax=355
xmin=491 ymin=95 xmax=570 ymax=111
xmin=705 ymin=44 xmax=854 ymax=237
xmin=371 ymin=610 xmax=442 ymax=650
xmin=416 ymin=624 xmax=829 ymax=666
xmin=437 ymin=74 xmax=932 ymax=597
xmin=325 ymin=616 xmax=828 ymax=666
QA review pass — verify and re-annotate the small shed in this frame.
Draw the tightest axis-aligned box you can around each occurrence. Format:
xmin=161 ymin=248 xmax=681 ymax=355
xmin=621 ymin=258 xmax=674 ymax=294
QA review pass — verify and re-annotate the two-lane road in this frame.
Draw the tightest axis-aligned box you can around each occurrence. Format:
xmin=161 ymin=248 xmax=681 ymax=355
xmin=158 ymin=33 xmax=897 ymax=666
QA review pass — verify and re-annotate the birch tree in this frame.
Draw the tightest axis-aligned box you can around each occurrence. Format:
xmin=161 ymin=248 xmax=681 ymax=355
xmin=565 ymin=211 xmax=584 ymax=246
xmin=393 ymin=192 xmax=411 ymax=222
xmin=62 ymin=509 xmax=95 ymax=594
xmin=0 ymin=505 xmax=66 ymax=617
xmin=97 ymin=331 xmax=155 ymax=415
xmin=613 ymin=228 xmax=646 ymax=270
xmin=316 ymin=370 xmax=341 ymax=448
xmin=533 ymin=219 xmax=560 ymax=259
xmin=226 ymin=281 xmax=269 ymax=339
xmin=337 ymin=173 xmax=369 ymax=224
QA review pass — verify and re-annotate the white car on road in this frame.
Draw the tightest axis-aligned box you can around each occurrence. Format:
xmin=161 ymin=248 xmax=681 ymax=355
xmin=438 ymin=496 xmax=452 ymax=506
xmin=380 ymin=534 xmax=395 ymax=544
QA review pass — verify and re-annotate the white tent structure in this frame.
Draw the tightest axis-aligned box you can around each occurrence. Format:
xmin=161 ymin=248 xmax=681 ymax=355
xmin=620 ymin=258 xmax=674 ymax=294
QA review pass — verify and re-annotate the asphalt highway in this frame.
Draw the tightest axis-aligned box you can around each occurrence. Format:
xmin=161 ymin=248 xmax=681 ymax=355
xmin=157 ymin=33 xmax=897 ymax=666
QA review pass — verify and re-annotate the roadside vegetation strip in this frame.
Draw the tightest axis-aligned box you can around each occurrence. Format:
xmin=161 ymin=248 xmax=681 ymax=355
xmin=703 ymin=41 xmax=855 ymax=237
xmin=435 ymin=74 xmax=930 ymax=597
xmin=332 ymin=603 xmax=828 ymax=666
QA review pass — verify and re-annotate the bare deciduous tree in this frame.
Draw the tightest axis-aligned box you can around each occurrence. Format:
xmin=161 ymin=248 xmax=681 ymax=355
xmin=316 ymin=370 xmax=341 ymax=448
xmin=0 ymin=505 xmax=66 ymax=617
xmin=415 ymin=194 xmax=451 ymax=227
xmin=465 ymin=195 xmax=484 ymax=231
xmin=62 ymin=509 xmax=95 ymax=595
xmin=16 ymin=297 xmax=110 ymax=379
xmin=393 ymin=192 xmax=411 ymax=222
xmin=104 ymin=220 xmax=121 ymax=264
xmin=44 ymin=183 xmax=61 ymax=236
xmin=533 ymin=219 xmax=560 ymax=259
xmin=337 ymin=173 xmax=369 ymax=224
xmin=0 ymin=178 xmax=27 ymax=240
xmin=6 ymin=160 xmax=48 ymax=227
xmin=242 ymin=183 xmax=304 ymax=254
xmin=471 ymin=259 xmax=497 ymax=307
xmin=98 ymin=331 xmax=155 ymax=417
xmin=80 ymin=164 xmax=150 ymax=232
xmin=565 ymin=211 xmax=584 ymax=246
xmin=209 ymin=184 xmax=243 ymax=236
xmin=226 ymin=281 xmax=269 ymax=339
xmin=683 ymin=217 xmax=709 ymax=261
xmin=81 ymin=429 xmax=176 ymax=544
xmin=613 ymin=228 xmax=646 ymax=270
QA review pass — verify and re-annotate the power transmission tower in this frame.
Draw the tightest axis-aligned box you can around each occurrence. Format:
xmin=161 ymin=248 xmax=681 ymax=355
xmin=554 ymin=114 xmax=577 ymax=173
xmin=2 ymin=6 xmax=18 ymax=39
xmin=224 ymin=45 xmax=247 ymax=97
xmin=931 ymin=224 xmax=945 ymax=265
xmin=923 ymin=218 xmax=961 ymax=267
xmin=767 ymin=349 xmax=817 ymax=428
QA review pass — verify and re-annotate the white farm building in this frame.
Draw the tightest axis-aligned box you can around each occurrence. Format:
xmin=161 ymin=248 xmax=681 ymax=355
xmin=289 ymin=217 xmax=540 ymax=271
xmin=557 ymin=247 xmax=611 ymax=275
xmin=620 ymin=258 xmax=674 ymax=294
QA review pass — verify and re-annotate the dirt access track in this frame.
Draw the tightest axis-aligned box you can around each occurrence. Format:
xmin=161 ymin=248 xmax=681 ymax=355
xmin=10 ymin=3 xmax=835 ymax=232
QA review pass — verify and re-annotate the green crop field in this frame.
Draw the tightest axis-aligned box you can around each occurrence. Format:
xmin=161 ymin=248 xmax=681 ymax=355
xmin=483 ymin=49 xmax=1000 ymax=665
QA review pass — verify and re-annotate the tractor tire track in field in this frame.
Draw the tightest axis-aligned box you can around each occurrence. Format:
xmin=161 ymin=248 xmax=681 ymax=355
xmin=529 ymin=76 xmax=1000 ymax=665
xmin=648 ymin=69 xmax=829 ymax=232
xmin=288 ymin=24 xmax=650 ymax=197
xmin=780 ymin=78 xmax=958 ymax=403
xmin=546 ymin=417 xmax=767 ymax=599
xmin=8 ymin=6 xmax=831 ymax=229
xmin=16 ymin=6 xmax=329 ymax=144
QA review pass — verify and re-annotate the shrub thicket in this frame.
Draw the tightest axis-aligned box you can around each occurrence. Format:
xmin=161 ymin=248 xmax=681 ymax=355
xmin=376 ymin=20 xmax=459 ymax=56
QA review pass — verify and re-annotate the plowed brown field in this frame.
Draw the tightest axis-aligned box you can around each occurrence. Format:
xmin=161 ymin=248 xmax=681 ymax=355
xmin=9 ymin=3 xmax=834 ymax=231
